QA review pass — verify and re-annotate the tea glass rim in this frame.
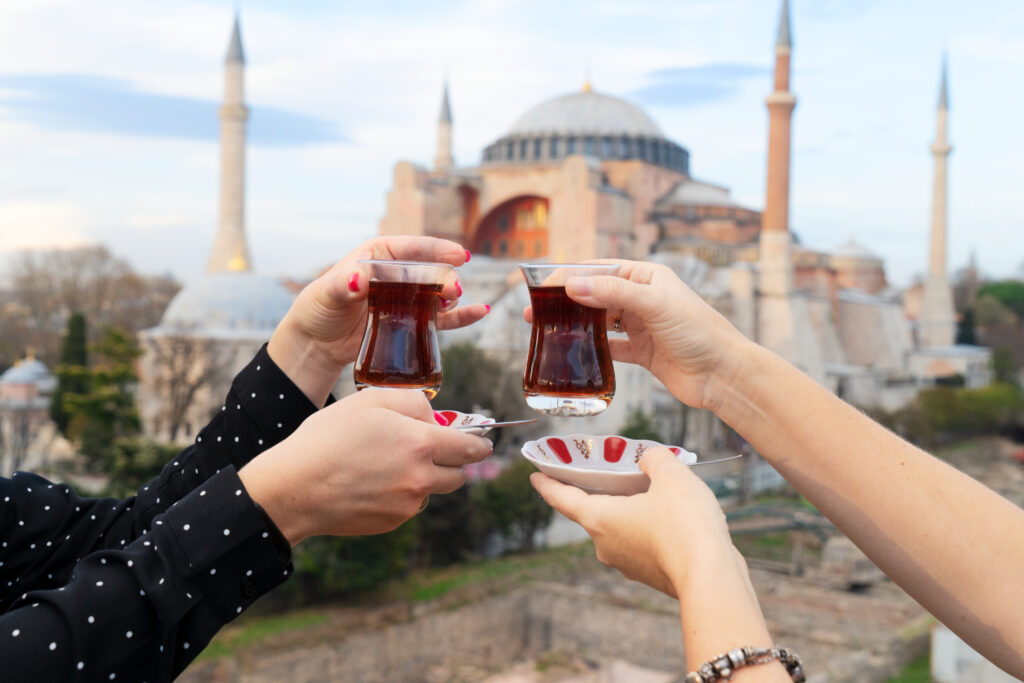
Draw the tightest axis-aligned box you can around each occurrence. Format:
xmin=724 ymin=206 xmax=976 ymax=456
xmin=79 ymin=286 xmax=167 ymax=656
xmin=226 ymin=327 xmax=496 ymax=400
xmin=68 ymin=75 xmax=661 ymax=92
xmin=358 ymin=259 xmax=455 ymax=270
xmin=517 ymin=262 xmax=620 ymax=270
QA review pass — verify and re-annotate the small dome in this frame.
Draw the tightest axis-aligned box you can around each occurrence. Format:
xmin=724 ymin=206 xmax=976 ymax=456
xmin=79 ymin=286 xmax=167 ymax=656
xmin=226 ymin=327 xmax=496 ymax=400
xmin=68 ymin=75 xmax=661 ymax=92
xmin=507 ymin=90 xmax=664 ymax=138
xmin=157 ymin=272 xmax=294 ymax=337
xmin=0 ymin=358 xmax=54 ymax=388
xmin=832 ymin=238 xmax=882 ymax=262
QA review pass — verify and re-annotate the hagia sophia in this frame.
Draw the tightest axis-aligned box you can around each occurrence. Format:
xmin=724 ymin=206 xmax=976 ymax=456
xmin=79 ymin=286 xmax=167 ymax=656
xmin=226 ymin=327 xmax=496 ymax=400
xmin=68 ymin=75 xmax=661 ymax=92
xmin=130 ymin=1 xmax=989 ymax=449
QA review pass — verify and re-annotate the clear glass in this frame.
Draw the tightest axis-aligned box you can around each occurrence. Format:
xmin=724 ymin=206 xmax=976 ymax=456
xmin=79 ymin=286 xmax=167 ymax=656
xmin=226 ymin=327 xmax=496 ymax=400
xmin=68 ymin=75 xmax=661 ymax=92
xmin=519 ymin=263 xmax=620 ymax=416
xmin=353 ymin=260 xmax=454 ymax=398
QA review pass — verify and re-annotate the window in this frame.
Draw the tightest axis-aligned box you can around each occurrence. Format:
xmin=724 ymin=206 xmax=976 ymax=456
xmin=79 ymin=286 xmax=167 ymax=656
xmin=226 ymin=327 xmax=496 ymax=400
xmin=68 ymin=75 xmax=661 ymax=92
xmin=622 ymin=137 xmax=633 ymax=158
xmin=550 ymin=137 xmax=559 ymax=158
xmin=535 ymin=241 xmax=543 ymax=255
xmin=499 ymin=240 xmax=508 ymax=255
xmin=482 ymin=240 xmax=492 ymax=254
xmin=584 ymin=136 xmax=595 ymax=156
xmin=652 ymin=142 xmax=660 ymax=164
xmin=602 ymin=137 xmax=612 ymax=157
xmin=517 ymin=242 xmax=525 ymax=255
xmin=637 ymin=138 xmax=647 ymax=160
xmin=567 ymin=137 xmax=577 ymax=154
xmin=506 ymin=141 xmax=514 ymax=159
xmin=519 ymin=139 xmax=528 ymax=159
xmin=533 ymin=138 xmax=542 ymax=159
xmin=498 ymin=215 xmax=509 ymax=232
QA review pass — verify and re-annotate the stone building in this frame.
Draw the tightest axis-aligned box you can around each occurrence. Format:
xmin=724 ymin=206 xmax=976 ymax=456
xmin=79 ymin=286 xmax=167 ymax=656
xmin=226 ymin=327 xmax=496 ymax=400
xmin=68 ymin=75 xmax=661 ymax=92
xmin=0 ymin=354 xmax=72 ymax=476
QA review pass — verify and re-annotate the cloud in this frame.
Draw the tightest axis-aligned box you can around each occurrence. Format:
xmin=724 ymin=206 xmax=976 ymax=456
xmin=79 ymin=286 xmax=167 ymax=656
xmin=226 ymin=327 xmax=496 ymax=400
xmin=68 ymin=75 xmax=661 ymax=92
xmin=0 ymin=73 xmax=344 ymax=146
xmin=631 ymin=62 xmax=766 ymax=107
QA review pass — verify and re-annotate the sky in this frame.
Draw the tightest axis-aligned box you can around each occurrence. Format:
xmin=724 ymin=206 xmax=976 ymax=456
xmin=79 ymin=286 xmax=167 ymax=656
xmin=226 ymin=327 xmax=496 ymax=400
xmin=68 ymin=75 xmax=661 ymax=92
xmin=0 ymin=0 xmax=1022 ymax=287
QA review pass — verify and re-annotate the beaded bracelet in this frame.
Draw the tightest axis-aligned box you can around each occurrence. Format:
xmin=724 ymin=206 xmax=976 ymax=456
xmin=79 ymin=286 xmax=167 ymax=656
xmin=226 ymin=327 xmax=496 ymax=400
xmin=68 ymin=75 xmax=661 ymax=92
xmin=684 ymin=646 xmax=805 ymax=682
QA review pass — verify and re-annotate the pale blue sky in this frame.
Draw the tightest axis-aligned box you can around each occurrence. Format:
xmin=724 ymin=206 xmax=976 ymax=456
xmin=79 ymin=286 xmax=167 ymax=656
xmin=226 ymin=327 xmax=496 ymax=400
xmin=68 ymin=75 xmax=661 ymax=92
xmin=0 ymin=0 xmax=1021 ymax=286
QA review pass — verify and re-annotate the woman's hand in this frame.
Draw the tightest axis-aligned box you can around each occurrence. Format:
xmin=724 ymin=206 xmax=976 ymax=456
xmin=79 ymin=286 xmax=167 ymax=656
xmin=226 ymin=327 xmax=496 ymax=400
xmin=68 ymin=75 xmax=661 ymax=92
xmin=530 ymin=447 xmax=741 ymax=596
xmin=238 ymin=388 xmax=492 ymax=545
xmin=269 ymin=236 xmax=488 ymax=407
xmin=524 ymin=260 xmax=749 ymax=410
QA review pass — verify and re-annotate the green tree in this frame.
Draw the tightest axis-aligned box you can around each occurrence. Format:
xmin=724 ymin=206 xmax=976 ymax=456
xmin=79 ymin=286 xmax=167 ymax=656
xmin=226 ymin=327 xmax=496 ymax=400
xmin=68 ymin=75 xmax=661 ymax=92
xmin=100 ymin=438 xmax=180 ymax=498
xmin=415 ymin=485 xmax=484 ymax=567
xmin=63 ymin=326 xmax=143 ymax=467
xmin=50 ymin=312 xmax=90 ymax=435
xmin=977 ymin=281 xmax=1024 ymax=317
xmin=473 ymin=459 xmax=553 ymax=553
xmin=619 ymin=407 xmax=664 ymax=442
xmin=955 ymin=307 xmax=977 ymax=345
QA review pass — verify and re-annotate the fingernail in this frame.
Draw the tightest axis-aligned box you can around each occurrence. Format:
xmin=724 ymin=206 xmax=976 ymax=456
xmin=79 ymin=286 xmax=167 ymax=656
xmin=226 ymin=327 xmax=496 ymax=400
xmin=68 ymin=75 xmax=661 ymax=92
xmin=488 ymin=443 xmax=494 ymax=455
xmin=566 ymin=276 xmax=593 ymax=296
xmin=455 ymin=280 xmax=463 ymax=297
xmin=484 ymin=304 xmax=491 ymax=313
xmin=441 ymin=298 xmax=451 ymax=308
xmin=433 ymin=411 xmax=449 ymax=426
xmin=347 ymin=272 xmax=359 ymax=292
xmin=464 ymin=249 xmax=472 ymax=263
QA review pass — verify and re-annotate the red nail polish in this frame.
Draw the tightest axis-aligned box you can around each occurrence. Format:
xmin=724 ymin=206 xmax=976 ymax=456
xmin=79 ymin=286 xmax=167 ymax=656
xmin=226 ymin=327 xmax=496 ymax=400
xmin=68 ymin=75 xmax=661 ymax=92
xmin=488 ymin=443 xmax=494 ymax=455
xmin=484 ymin=304 xmax=491 ymax=313
xmin=433 ymin=411 xmax=449 ymax=426
xmin=464 ymin=249 xmax=471 ymax=263
xmin=441 ymin=298 xmax=451 ymax=308
xmin=455 ymin=280 xmax=463 ymax=297
xmin=347 ymin=272 xmax=359 ymax=292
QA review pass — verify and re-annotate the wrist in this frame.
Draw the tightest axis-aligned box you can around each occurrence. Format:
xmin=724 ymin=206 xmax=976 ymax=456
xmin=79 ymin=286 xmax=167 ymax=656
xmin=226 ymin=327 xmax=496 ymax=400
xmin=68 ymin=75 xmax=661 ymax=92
xmin=701 ymin=338 xmax=765 ymax=422
xmin=662 ymin=538 xmax=741 ymax=597
xmin=267 ymin=322 xmax=344 ymax=408
xmin=238 ymin=453 xmax=312 ymax=547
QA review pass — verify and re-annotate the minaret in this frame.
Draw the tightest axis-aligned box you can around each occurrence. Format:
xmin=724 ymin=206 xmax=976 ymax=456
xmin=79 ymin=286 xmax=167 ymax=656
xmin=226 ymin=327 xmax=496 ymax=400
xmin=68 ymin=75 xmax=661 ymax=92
xmin=918 ymin=57 xmax=956 ymax=347
xmin=433 ymin=81 xmax=454 ymax=171
xmin=207 ymin=14 xmax=252 ymax=274
xmin=759 ymin=0 xmax=797 ymax=297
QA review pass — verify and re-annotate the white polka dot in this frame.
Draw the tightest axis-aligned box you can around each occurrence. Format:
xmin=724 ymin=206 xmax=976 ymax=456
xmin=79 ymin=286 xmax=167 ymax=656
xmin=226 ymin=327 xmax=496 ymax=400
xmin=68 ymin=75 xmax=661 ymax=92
xmin=183 ymin=642 xmax=190 ymax=649
xmin=216 ymin=436 xmax=222 ymax=442
xmin=96 ymin=581 xmax=103 ymax=587
xmin=279 ymin=393 xmax=284 ymax=400
xmin=140 ymin=589 xmax=145 ymax=596
xmin=143 ymin=541 xmax=151 ymax=547
xmin=223 ymin=529 xmax=231 ymax=536
xmin=234 ymin=436 xmax=239 ymax=443
xmin=100 ymin=558 xmax=106 ymax=565
xmin=88 ymin=616 xmax=95 ymax=624
xmin=246 ymin=570 xmax=253 ymax=577
xmin=45 ymin=541 xmax=51 ymax=547
xmin=77 ymin=662 xmax=84 ymax=670
xmin=197 ymin=436 xmax=202 ymax=442
xmin=236 ymin=606 xmax=243 ymax=613
xmin=262 ymin=532 xmax=269 ymax=539
xmin=251 ymin=392 xmax=256 ymax=398
xmin=18 ymin=521 xmax=23 ymax=526
xmin=44 ymin=505 xmax=50 ymax=510
xmin=90 ymin=515 xmax=96 ymax=520
xmin=126 ymin=631 xmax=133 ymax=638
xmin=156 ymin=520 xmax=163 ymax=526
xmin=221 ymin=405 xmax=226 ymax=411
xmin=277 ymin=422 xmax=283 ymax=428
xmin=183 ymin=524 xmax=191 ymax=531
xmin=210 ymin=568 xmax=216 ymax=575
xmin=159 ymin=578 xmax=165 ymax=585
xmin=173 ymin=461 xmax=178 ymax=467
xmin=256 ymin=364 xmax=261 ymax=371
xmin=30 ymin=544 xmax=35 ymax=549
xmin=235 ymin=489 xmax=242 ymax=496
xmin=127 ymin=560 xmax=133 ymax=567
xmin=49 ymin=641 xmax=56 ymax=650
xmin=200 ymin=490 xmax=206 ymax=496
xmin=110 ymin=674 xmax=116 ymax=680
xmin=11 ymin=629 xmax=20 ymax=637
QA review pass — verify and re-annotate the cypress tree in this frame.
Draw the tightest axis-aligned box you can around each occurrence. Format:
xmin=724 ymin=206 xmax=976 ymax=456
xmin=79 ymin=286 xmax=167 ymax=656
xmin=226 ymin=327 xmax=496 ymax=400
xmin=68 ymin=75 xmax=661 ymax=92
xmin=50 ymin=312 xmax=89 ymax=434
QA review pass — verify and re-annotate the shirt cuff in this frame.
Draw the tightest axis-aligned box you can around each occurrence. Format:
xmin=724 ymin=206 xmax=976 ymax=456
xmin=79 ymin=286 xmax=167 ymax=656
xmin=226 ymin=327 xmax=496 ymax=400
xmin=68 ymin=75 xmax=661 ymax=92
xmin=163 ymin=466 xmax=292 ymax=622
xmin=233 ymin=343 xmax=323 ymax=452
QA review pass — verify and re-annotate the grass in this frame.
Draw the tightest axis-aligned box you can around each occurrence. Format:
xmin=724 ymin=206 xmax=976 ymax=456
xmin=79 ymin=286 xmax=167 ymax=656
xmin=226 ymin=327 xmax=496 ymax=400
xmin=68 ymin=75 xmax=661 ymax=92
xmin=885 ymin=654 xmax=931 ymax=683
xmin=392 ymin=542 xmax=592 ymax=603
xmin=197 ymin=610 xmax=328 ymax=661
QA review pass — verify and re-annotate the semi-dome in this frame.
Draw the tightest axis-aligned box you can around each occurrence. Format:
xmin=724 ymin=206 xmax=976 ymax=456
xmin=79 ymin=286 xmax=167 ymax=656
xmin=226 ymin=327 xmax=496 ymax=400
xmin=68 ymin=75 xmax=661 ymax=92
xmin=507 ymin=91 xmax=664 ymax=138
xmin=156 ymin=271 xmax=294 ymax=338
xmin=482 ymin=88 xmax=689 ymax=175
xmin=831 ymin=238 xmax=882 ymax=262
xmin=0 ymin=358 xmax=55 ymax=391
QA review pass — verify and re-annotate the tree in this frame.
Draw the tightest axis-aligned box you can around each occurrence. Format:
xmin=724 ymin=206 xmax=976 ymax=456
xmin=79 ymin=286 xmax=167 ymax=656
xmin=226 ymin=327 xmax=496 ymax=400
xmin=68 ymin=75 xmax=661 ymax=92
xmin=473 ymin=459 xmax=553 ymax=553
xmin=619 ymin=407 xmax=664 ymax=442
xmin=50 ymin=312 xmax=90 ymax=435
xmin=3 ymin=245 xmax=179 ymax=367
xmin=62 ymin=327 xmax=143 ymax=468
xmin=978 ymin=281 xmax=1024 ymax=317
xmin=99 ymin=438 xmax=181 ymax=498
xmin=141 ymin=330 xmax=231 ymax=442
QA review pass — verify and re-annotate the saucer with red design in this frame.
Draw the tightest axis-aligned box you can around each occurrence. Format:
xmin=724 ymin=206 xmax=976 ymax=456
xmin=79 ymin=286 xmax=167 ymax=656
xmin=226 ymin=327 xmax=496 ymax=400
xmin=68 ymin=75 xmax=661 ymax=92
xmin=435 ymin=410 xmax=496 ymax=435
xmin=521 ymin=434 xmax=697 ymax=495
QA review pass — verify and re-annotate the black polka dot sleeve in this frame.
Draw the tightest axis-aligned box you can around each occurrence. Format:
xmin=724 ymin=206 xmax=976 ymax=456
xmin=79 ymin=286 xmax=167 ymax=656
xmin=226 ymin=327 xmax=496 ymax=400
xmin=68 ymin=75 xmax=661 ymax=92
xmin=0 ymin=344 xmax=329 ymax=681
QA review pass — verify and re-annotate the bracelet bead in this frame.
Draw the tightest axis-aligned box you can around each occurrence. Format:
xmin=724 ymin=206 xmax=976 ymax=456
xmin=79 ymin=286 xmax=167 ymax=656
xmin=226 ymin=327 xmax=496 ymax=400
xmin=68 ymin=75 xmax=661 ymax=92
xmin=685 ymin=645 xmax=805 ymax=682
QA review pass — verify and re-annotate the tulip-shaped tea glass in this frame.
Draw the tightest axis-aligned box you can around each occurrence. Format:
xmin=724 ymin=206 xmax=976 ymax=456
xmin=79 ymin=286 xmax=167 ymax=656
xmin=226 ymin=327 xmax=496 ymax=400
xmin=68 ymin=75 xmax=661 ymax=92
xmin=520 ymin=263 xmax=619 ymax=416
xmin=354 ymin=260 xmax=453 ymax=398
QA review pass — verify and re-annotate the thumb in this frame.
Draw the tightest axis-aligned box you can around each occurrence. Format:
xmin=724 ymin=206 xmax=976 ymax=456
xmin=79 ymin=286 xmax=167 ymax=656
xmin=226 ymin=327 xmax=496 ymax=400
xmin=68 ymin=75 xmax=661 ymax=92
xmin=638 ymin=446 xmax=681 ymax=480
xmin=565 ymin=275 xmax=658 ymax=319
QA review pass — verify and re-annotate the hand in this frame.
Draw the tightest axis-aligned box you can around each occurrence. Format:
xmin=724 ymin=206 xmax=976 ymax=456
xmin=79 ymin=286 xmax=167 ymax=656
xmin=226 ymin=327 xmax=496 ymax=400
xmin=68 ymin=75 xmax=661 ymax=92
xmin=530 ymin=447 xmax=742 ymax=596
xmin=269 ymin=237 xmax=488 ymax=406
xmin=523 ymin=260 xmax=748 ymax=410
xmin=238 ymin=389 xmax=492 ymax=545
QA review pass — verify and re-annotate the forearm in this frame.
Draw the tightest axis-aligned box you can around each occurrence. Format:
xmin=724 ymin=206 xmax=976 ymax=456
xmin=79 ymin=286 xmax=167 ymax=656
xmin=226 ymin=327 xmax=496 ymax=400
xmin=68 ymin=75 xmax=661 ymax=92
xmin=267 ymin=320 xmax=341 ymax=409
xmin=670 ymin=546 xmax=790 ymax=681
xmin=708 ymin=342 xmax=1024 ymax=673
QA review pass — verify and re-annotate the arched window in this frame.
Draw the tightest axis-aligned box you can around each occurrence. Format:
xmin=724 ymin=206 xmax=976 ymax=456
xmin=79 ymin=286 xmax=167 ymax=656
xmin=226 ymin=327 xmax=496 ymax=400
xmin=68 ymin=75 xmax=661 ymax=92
xmin=567 ymin=137 xmax=577 ymax=154
xmin=506 ymin=140 xmax=514 ymax=159
xmin=519 ymin=139 xmax=528 ymax=159
xmin=584 ymin=136 xmax=596 ymax=156
xmin=601 ymin=137 xmax=612 ymax=157
xmin=533 ymin=138 xmax=542 ymax=159
xmin=637 ymin=138 xmax=647 ymax=160
xmin=622 ymin=137 xmax=633 ymax=158
xmin=471 ymin=196 xmax=550 ymax=258
xmin=550 ymin=137 xmax=560 ymax=158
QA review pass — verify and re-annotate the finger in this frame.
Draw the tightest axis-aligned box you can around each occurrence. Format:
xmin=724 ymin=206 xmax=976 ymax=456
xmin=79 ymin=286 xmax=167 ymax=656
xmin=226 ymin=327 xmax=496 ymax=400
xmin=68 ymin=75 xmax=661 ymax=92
xmin=529 ymin=472 xmax=594 ymax=525
xmin=439 ymin=271 xmax=463 ymax=302
xmin=437 ymin=303 xmax=490 ymax=331
xmin=429 ymin=465 xmax=469 ymax=495
xmin=355 ymin=388 xmax=433 ymax=421
xmin=428 ymin=430 xmax=493 ymax=466
xmin=637 ymin=446 xmax=682 ymax=480
xmin=320 ymin=261 xmax=371 ymax=305
xmin=522 ymin=306 xmax=533 ymax=324
xmin=564 ymin=274 xmax=660 ymax=319
xmin=607 ymin=338 xmax=637 ymax=364
xmin=369 ymin=236 xmax=470 ymax=266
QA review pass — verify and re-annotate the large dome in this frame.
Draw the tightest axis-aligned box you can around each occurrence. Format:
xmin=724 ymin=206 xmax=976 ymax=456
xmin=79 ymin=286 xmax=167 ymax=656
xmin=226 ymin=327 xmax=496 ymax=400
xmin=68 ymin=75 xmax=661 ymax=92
xmin=482 ymin=89 xmax=688 ymax=175
xmin=507 ymin=91 xmax=664 ymax=138
xmin=156 ymin=272 xmax=295 ymax=338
